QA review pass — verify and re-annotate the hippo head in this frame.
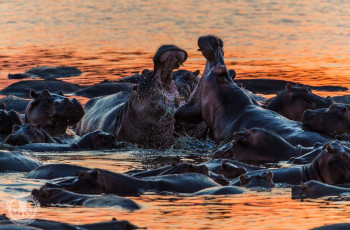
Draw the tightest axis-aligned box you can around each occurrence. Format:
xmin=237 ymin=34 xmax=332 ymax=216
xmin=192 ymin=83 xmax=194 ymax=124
xmin=308 ymin=142 xmax=350 ymax=185
xmin=291 ymin=180 xmax=325 ymax=199
xmin=5 ymin=123 xmax=50 ymax=146
xmin=0 ymin=109 xmax=23 ymax=135
xmin=175 ymin=36 xmax=235 ymax=134
xmin=173 ymin=69 xmax=200 ymax=100
xmin=217 ymin=160 xmax=246 ymax=179
xmin=268 ymin=84 xmax=332 ymax=121
xmin=240 ymin=171 xmax=275 ymax=189
xmin=32 ymin=187 xmax=69 ymax=207
xmin=302 ymin=103 xmax=350 ymax=137
xmin=118 ymin=45 xmax=187 ymax=148
xmin=76 ymin=130 xmax=116 ymax=150
xmin=25 ymin=89 xmax=84 ymax=136
xmin=212 ymin=128 xmax=296 ymax=163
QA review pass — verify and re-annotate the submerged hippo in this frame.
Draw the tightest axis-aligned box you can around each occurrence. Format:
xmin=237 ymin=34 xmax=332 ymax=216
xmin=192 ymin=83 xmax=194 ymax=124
xmin=0 ymin=79 xmax=83 ymax=98
xmin=0 ymin=214 xmax=141 ymax=230
xmin=230 ymin=142 xmax=350 ymax=185
xmin=212 ymin=128 xmax=313 ymax=163
xmin=0 ymin=95 xmax=30 ymax=113
xmin=264 ymin=84 xmax=332 ymax=121
xmin=73 ymin=81 xmax=134 ymax=98
xmin=77 ymin=45 xmax=187 ymax=148
xmin=239 ymin=171 xmax=275 ymax=189
xmin=302 ymin=103 xmax=350 ymax=137
xmin=45 ymin=168 xmax=220 ymax=195
xmin=5 ymin=123 xmax=56 ymax=146
xmin=0 ymin=151 xmax=42 ymax=173
xmin=26 ymin=90 xmax=84 ymax=136
xmin=191 ymin=186 xmax=245 ymax=196
xmin=292 ymin=180 xmax=350 ymax=199
xmin=27 ymin=164 xmax=90 ymax=179
xmin=18 ymin=130 xmax=116 ymax=152
xmin=31 ymin=187 xmax=140 ymax=210
xmin=0 ymin=109 xmax=23 ymax=135
xmin=174 ymin=35 xmax=329 ymax=147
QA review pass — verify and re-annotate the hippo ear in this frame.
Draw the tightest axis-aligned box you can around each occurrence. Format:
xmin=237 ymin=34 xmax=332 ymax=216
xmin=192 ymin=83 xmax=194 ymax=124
xmin=221 ymin=160 xmax=227 ymax=169
xmin=342 ymin=106 xmax=349 ymax=114
xmin=322 ymin=144 xmax=333 ymax=153
xmin=244 ymin=128 xmax=251 ymax=136
xmin=285 ymin=83 xmax=293 ymax=92
xmin=12 ymin=124 xmax=20 ymax=133
xmin=239 ymin=175 xmax=248 ymax=185
xmin=91 ymin=169 xmax=101 ymax=178
xmin=133 ymin=85 xmax=138 ymax=91
xmin=30 ymin=90 xmax=39 ymax=99
xmin=141 ymin=69 xmax=150 ymax=75
xmin=265 ymin=171 xmax=273 ymax=181
xmin=187 ymin=164 xmax=195 ymax=171
xmin=35 ymin=123 xmax=42 ymax=129
xmin=55 ymin=90 xmax=64 ymax=96
xmin=193 ymin=70 xmax=200 ymax=76
xmin=228 ymin=69 xmax=236 ymax=80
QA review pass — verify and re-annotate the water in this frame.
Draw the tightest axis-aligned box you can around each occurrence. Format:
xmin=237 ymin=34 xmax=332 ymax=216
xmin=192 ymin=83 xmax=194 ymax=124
xmin=0 ymin=0 xmax=350 ymax=229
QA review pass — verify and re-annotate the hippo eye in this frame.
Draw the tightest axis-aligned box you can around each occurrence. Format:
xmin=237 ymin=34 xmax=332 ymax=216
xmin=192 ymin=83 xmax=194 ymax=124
xmin=341 ymin=153 xmax=349 ymax=160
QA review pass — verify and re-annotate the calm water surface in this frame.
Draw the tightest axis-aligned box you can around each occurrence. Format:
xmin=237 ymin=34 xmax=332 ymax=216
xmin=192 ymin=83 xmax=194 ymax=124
xmin=0 ymin=0 xmax=350 ymax=229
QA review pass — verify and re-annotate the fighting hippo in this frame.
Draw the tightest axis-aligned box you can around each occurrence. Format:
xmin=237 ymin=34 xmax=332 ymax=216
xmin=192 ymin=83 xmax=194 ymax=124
xmin=5 ymin=123 xmax=56 ymax=146
xmin=302 ymin=103 xmax=350 ymax=137
xmin=73 ymin=80 xmax=134 ymax=98
xmin=0 ymin=79 xmax=83 ymax=98
xmin=26 ymin=90 xmax=84 ymax=136
xmin=292 ymin=180 xmax=350 ymax=199
xmin=173 ymin=69 xmax=200 ymax=100
xmin=77 ymin=45 xmax=187 ymax=148
xmin=45 ymin=168 xmax=220 ymax=195
xmin=212 ymin=128 xmax=313 ymax=163
xmin=264 ymin=84 xmax=332 ymax=121
xmin=0 ymin=109 xmax=23 ymax=135
xmin=0 ymin=151 xmax=42 ymax=172
xmin=31 ymin=187 xmax=140 ymax=210
xmin=239 ymin=171 xmax=275 ymax=189
xmin=174 ymin=35 xmax=329 ymax=147
xmin=230 ymin=142 xmax=350 ymax=185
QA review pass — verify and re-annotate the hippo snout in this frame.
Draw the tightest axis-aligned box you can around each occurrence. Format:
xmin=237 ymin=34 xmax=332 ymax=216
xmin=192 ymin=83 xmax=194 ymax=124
xmin=291 ymin=185 xmax=307 ymax=199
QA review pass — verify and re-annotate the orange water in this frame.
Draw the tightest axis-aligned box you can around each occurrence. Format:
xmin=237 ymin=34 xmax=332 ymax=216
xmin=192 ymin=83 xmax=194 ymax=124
xmin=0 ymin=0 xmax=350 ymax=229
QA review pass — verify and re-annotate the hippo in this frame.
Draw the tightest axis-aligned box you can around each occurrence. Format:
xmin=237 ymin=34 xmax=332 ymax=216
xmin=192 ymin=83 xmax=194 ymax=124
xmin=0 ymin=214 xmax=142 ymax=230
xmin=116 ymin=73 xmax=143 ymax=84
xmin=73 ymin=80 xmax=134 ymax=98
xmin=17 ymin=130 xmax=117 ymax=152
xmin=174 ymin=35 xmax=329 ymax=147
xmin=198 ymin=159 xmax=247 ymax=179
xmin=212 ymin=128 xmax=314 ymax=163
xmin=77 ymin=45 xmax=187 ymax=148
xmin=27 ymin=164 xmax=90 ymax=179
xmin=8 ymin=73 xmax=31 ymax=79
xmin=310 ymin=223 xmax=350 ymax=230
xmin=173 ymin=69 xmax=200 ymax=100
xmin=26 ymin=89 xmax=84 ymax=136
xmin=45 ymin=168 xmax=220 ymax=195
xmin=264 ymin=84 xmax=332 ymax=121
xmin=292 ymin=180 xmax=350 ymax=199
xmin=0 ymin=79 xmax=83 ymax=98
xmin=331 ymin=95 xmax=350 ymax=104
xmin=302 ymin=103 xmax=350 ymax=137
xmin=288 ymin=141 xmax=344 ymax=164
xmin=31 ymin=187 xmax=140 ymax=210
xmin=0 ymin=151 xmax=42 ymax=172
xmin=230 ymin=142 xmax=350 ymax=185
xmin=239 ymin=171 xmax=275 ymax=189
xmin=158 ymin=162 xmax=209 ymax=176
xmin=191 ymin=186 xmax=245 ymax=196
xmin=5 ymin=123 xmax=56 ymax=146
xmin=0 ymin=109 xmax=23 ymax=135
xmin=0 ymin=95 xmax=30 ymax=113
xmin=233 ymin=79 xmax=347 ymax=94
xmin=24 ymin=66 xmax=82 ymax=79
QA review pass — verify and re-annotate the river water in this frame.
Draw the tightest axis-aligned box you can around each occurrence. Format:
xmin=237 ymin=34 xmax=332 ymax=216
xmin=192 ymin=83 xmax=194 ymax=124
xmin=0 ymin=0 xmax=350 ymax=229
